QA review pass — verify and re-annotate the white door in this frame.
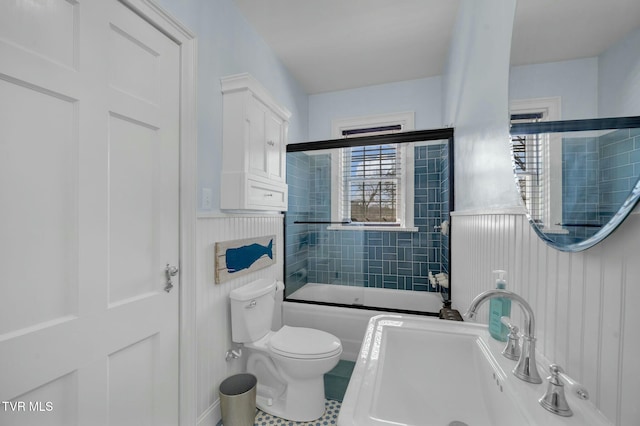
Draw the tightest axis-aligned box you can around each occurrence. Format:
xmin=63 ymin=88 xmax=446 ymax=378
xmin=0 ymin=1 xmax=181 ymax=425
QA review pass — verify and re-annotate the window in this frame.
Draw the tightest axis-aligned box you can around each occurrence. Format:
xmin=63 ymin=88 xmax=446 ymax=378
xmin=329 ymin=112 xmax=417 ymax=231
xmin=343 ymin=144 xmax=400 ymax=224
xmin=511 ymin=112 xmax=544 ymax=221
xmin=510 ymin=97 xmax=566 ymax=234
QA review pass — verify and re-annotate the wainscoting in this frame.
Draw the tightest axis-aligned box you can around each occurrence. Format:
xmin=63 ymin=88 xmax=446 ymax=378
xmin=451 ymin=209 xmax=640 ymax=425
xmin=195 ymin=214 xmax=284 ymax=426
xmin=191 ymin=210 xmax=639 ymax=424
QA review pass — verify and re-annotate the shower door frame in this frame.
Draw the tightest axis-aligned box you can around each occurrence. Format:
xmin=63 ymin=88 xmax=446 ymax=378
xmin=284 ymin=127 xmax=455 ymax=316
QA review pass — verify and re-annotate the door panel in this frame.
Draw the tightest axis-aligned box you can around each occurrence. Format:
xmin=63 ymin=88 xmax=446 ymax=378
xmin=0 ymin=0 xmax=78 ymax=69
xmin=109 ymin=24 xmax=161 ymax=106
xmin=3 ymin=371 xmax=78 ymax=426
xmin=0 ymin=77 xmax=78 ymax=336
xmin=108 ymin=336 xmax=155 ymax=426
xmin=0 ymin=1 xmax=180 ymax=424
xmin=108 ymin=114 xmax=159 ymax=304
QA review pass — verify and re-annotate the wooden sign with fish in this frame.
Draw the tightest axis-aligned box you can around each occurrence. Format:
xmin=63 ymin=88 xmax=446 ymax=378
xmin=215 ymin=235 xmax=276 ymax=284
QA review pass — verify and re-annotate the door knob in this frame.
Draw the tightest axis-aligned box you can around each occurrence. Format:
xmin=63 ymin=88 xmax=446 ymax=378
xmin=165 ymin=264 xmax=179 ymax=292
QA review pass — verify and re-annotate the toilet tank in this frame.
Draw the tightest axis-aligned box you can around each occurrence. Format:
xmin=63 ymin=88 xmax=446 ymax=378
xmin=230 ymin=278 xmax=277 ymax=343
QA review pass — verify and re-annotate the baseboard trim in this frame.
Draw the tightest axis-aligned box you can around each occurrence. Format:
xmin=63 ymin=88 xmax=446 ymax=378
xmin=197 ymin=400 xmax=221 ymax=426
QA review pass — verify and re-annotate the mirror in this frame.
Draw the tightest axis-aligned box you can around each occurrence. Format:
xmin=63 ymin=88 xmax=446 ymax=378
xmin=510 ymin=117 xmax=640 ymax=251
xmin=508 ymin=1 xmax=640 ymax=251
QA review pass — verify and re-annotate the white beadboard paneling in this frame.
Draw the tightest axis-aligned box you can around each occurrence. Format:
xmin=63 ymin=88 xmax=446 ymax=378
xmin=565 ymin=253 xmax=584 ymax=380
xmin=195 ymin=214 xmax=283 ymax=425
xmin=583 ymin=246 xmax=604 ymax=404
xmin=451 ymin=211 xmax=640 ymax=426
xmin=621 ymin=249 xmax=640 ymax=425
xmin=599 ymin=251 xmax=623 ymax=419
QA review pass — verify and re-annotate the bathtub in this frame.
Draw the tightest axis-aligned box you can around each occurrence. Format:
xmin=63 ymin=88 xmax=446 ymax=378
xmin=282 ymin=283 xmax=445 ymax=361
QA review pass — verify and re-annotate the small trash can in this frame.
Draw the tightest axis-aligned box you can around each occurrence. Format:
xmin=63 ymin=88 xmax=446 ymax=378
xmin=219 ymin=373 xmax=257 ymax=426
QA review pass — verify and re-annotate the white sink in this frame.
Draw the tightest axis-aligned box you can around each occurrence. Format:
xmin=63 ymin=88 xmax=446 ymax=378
xmin=338 ymin=315 xmax=612 ymax=426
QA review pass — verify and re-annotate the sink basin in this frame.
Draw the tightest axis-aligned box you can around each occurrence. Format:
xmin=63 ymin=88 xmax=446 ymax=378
xmin=338 ymin=315 xmax=612 ymax=426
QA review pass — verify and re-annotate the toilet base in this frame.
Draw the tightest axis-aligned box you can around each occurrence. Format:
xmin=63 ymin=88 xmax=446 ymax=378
xmin=243 ymin=329 xmax=341 ymax=422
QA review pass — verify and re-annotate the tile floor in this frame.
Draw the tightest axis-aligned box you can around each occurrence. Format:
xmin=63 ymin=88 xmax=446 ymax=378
xmin=324 ymin=360 xmax=354 ymax=402
xmin=253 ymin=399 xmax=340 ymax=425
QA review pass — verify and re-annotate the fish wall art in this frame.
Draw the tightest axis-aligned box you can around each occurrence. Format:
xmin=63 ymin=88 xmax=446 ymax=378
xmin=215 ymin=235 xmax=276 ymax=284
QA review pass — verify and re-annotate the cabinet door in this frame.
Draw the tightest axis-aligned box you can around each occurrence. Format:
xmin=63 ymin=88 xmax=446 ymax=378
xmin=265 ymin=112 xmax=284 ymax=181
xmin=246 ymin=97 xmax=268 ymax=178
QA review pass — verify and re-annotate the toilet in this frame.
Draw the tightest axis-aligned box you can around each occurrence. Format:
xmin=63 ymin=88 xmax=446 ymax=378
xmin=230 ymin=278 xmax=342 ymax=422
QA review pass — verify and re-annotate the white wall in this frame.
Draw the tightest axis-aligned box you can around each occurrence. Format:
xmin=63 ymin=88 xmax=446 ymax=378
xmin=509 ymin=57 xmax=599 ymax=120
xmin=443 ymin=0 xmax=519 ymax=212
xmin=509 ymin=27 xmax=640 ymax=121
xmin=307 ymin=76 xmax=443 ymax=141
xmin=156 ymin=0 xmax=309 ymax=213
xmin=598 ymin=27 xmax=640 ymax=118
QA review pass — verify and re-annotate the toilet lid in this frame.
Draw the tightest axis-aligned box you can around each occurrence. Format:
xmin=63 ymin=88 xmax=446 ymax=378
xmin=269 ymin=326 xmax=342 ymax=359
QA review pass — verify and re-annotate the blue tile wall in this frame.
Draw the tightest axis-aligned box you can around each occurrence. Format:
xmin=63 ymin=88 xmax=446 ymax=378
xmin=560 ymin=128 xmax=640 ymax=245
xmin=285 ymin=144 xmax=450 ymax=296
xmin=562 ymin=137 xmax=600 ymax=243
xmin=599 ymin=129 xmax=640 ymax=223
xmin=284 ymin=152 xmax=311 ymax=295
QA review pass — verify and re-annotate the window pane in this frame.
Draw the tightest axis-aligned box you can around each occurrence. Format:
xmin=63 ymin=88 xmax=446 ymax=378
xmin=348 ymin=181 xmax=397 ymax=222
xmin=511 ymin=114 xmax=544 ymax=225
xmin=343 ymin=143 xmax=401 ymax=224
xmin=350 ymin=145 xmax=397 ymax=179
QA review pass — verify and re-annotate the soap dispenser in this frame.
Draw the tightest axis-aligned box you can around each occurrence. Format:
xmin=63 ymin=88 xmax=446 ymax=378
xmin=489 ymin=270 xmax=511 ymax=341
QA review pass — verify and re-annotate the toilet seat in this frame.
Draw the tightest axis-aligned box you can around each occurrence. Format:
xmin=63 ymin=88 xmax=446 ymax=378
xmin=269 ymin=326 xmax=342 ymax=359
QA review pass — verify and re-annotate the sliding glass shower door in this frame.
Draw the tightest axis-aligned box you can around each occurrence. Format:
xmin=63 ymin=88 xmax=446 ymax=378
xmin=284 ymin=129 xmax=453 ymax=314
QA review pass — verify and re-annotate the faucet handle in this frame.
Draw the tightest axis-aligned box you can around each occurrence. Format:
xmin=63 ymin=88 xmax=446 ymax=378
xmin=555 ymin=366 xmax=590 ymax=400
xmin=500 ymin=316 xmax=521 ymax=360
xmin=539 ymin=364 xmax=573 ymax=417
xmin=500 ymin=316 xmax=518 ymax=332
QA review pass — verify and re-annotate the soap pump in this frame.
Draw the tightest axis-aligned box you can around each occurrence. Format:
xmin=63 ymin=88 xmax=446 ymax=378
xmin=489 ymin=270 xmax=511 ymax=341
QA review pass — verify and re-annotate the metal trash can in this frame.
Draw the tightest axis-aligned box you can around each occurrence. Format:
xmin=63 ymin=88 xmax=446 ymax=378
xmin=219 ymin=373 xmax=257 ymax=426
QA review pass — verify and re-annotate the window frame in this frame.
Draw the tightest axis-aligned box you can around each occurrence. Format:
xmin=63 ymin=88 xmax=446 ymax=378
xmin=340 ymin=143 xmax=403 ymax=225
xmin=329 ymin=112 xmax=417 ymax=232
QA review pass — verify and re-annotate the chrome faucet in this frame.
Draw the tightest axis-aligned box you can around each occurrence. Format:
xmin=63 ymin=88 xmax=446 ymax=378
xmin=465 ymin=289 xmax=542 ymax=384
xmin=539 ymin=365 xmax=573 ymax=417
xmin=500 ymin=316 xmax=521 ymax=361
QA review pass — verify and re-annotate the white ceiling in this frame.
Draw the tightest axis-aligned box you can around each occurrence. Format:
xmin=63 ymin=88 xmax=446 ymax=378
xmin=233 ymin=0 xmax=640 ymax=95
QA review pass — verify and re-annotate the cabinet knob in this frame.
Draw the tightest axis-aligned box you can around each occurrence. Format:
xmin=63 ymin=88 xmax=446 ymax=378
xmin=266 ymin=140 xmax=275 ymax=146
xmin=264 ymin=193 xmax=273 ymax=197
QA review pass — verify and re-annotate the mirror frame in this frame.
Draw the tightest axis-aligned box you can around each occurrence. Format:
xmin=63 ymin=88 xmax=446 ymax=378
xmin=510 ymin=116 xmax=640 ymax=252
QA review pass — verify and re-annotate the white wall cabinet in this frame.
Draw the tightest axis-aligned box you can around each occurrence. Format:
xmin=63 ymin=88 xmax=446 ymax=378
xmin=220 ymin=73 xmax=291 ymax=211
